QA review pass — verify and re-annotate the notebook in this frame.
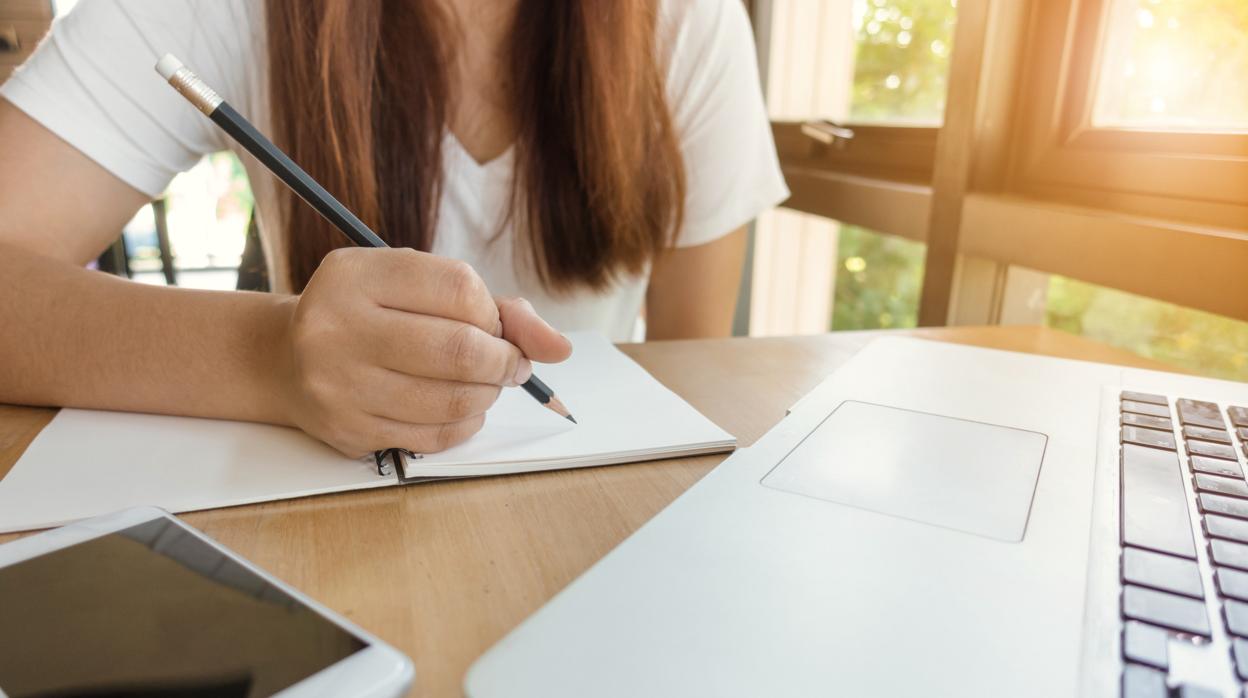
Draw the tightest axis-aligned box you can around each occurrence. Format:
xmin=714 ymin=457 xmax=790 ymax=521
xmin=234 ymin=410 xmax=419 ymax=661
xmin=0 ymin=332 xmax=735 ymax=533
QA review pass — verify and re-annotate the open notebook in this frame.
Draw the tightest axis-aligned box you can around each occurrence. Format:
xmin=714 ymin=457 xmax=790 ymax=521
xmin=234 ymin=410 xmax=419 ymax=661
xmin=0 ymin=332 xmax=734 ymax=533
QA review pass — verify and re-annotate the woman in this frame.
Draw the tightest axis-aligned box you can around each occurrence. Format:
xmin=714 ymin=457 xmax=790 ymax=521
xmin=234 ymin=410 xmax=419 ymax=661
xmin=0 ymin=0 xmax=787 ymax=457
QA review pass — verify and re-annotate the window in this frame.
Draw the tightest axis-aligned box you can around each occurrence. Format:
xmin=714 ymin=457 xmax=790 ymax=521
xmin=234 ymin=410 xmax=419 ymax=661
xmin=1008 ymin=0 xmax=1248 ymax=227
xmin=753 ymin=0 xmax=1248 ymax=377
xmin=123 ymin=153 xmax=253 ymax=290
xmin=765 ymin=0 xmax=955 ymax=187
xmin=749 ymin=0 xmax=955 ymax=336
xmin=995 ymin=0 xmax=1248 ymax=370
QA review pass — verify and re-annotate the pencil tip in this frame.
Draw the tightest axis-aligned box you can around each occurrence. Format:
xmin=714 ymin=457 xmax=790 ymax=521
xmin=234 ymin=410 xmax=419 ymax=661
xmin=544 ymin=395 xmax=575 ymax=423
xmin=566 ymin=414 xmax=578 ymax=424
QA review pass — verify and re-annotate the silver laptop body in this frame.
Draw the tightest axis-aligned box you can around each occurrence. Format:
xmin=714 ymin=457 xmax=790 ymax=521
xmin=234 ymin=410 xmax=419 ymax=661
xmin=467 ymin=337 xmax=1248 ymax=697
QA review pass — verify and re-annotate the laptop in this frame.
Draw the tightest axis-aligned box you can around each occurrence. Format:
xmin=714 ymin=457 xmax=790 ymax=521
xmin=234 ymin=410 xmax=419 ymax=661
xmin=465 ymin=336 xmax=1248 ymax=697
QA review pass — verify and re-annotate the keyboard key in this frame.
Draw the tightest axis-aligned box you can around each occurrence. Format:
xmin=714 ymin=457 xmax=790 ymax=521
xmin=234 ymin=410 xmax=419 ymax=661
xmin=1122 ymin=585 xmax=1210 ymax=636
xmin=1200 ymin=493 xmax=1248 ymax=520
xmin=1238 ymin=426 xmax=1248 ymax=441
xmin=1122 ymin=547 xmax=1204 ymax=598
xmin=1186 ymin=439 xmax=1238 ymax=460
xmin=1194 ymin=473 xmax=1248 ymax=499
xmin=1122 ymin=663 xmax=1167 ymax=698
xmin=1122 ymin=413 xmax=1173 ymax=431
xmin=1122 ymin=444 xmax=1196 ymax=558
xmin=1182 ymin=424 xmax=1231 ymax=444
xmin=1122 ymin=425 xmax=1176 ymax=450
xmin=1228 ymin=406 xmax=1248 ymax=428
xmin=1205 ymin=514 xmax=1248 ymax=544
xmin=1189 ymin=455 xmax=1243 ymax=479
xmin=1123 ymin=391 xmax=1169 ymax=406
xmin=1235 ymin=637 xmax=1248 ymax=680
xmin=1177 ymin=399 xmax=1226 ymax=429
xmin=1123 ymin=621 xmax=1170 ymax=669
xmin=1217 ymin=567 xmax=1248 ymax=602
xmin=1211 ymin=539 xmax=1248 ymax=571
xmin=1175 ymin=684 xmax=1221 ymax=698
xmin=1123 ymin=400 xmax=1172 ymax=418
xmin=1227 ymin=599 xmax=1248 ymax=636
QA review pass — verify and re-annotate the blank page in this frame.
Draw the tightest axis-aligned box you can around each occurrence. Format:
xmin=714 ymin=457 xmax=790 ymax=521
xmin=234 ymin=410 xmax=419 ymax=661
xmin=403 ymin=333 xmax=736 ymax=477
xmin=0 ymin=333 xmax=733 ymax=533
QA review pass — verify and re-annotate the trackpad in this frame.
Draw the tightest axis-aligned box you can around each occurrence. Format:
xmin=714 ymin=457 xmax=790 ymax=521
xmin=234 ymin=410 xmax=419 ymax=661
xmin=761 ymin=401 xmax=1046 ymax=542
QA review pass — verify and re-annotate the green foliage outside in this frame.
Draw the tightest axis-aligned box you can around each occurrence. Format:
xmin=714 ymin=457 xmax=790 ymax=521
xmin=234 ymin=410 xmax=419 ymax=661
xmin=1047 ymin=278 xmax=1248 ymax=380
xmin=831 ymin=225 xmax=925 ymax=330
xmin=849 ymin=0 xmax=957 ymax=123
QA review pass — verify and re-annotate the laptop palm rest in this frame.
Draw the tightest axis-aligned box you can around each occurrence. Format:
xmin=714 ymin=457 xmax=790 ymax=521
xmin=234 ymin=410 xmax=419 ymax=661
xmin=761 ymin=400 xmax=1047 ymax=542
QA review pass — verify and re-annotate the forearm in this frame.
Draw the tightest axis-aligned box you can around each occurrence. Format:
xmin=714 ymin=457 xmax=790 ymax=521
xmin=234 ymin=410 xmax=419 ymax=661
xmin=0 ymin=243 xmax=295 ymax=424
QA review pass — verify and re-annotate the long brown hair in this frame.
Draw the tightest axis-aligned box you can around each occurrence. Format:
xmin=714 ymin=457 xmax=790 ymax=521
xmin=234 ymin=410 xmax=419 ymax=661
xmin=265 ymin=0 xmax=686 ymax=293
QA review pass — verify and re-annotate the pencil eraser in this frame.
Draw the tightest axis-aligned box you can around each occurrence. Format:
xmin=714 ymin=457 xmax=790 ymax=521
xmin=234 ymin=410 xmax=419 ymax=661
xmin=155 ymin=54 xmax=184 ymax=80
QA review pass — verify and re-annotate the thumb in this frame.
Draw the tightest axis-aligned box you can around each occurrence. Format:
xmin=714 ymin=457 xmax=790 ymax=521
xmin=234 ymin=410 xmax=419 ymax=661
xmin=495 ymin=296 xmax=573 ymax=364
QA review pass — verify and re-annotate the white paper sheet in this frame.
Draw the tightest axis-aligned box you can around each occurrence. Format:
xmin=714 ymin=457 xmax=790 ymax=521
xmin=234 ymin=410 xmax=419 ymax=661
xmin=404 ymin=333 xmax=736 ymax=476
xmin=0 ymin=333 xmax=734 ymax=532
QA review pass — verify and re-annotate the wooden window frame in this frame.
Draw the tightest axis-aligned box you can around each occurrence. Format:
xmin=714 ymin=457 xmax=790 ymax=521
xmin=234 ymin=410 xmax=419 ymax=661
xmin=773 ymin=123 xmax=937 ymax=185
xmin=1006 ymin=0 xmax=1248 ymax=231
xmin=774 ymin=123 xmax=935 ymax=243
xmin=759 ymin=0 xmax=943 ymax=246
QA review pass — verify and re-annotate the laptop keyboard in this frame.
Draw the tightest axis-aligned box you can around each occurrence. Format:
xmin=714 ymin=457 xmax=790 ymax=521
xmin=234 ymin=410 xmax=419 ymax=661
xmin=1119 ymin=392 xmax=1248 ymax=697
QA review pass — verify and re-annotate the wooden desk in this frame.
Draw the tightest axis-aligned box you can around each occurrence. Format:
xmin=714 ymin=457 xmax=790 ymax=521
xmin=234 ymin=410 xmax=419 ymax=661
xmin=0 ymin=326 xmax=1186 ymax=697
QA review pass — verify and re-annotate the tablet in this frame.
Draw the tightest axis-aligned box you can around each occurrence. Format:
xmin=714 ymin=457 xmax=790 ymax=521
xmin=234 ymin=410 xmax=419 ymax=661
xmin=0 ymin=506 xmax=413 ymax=698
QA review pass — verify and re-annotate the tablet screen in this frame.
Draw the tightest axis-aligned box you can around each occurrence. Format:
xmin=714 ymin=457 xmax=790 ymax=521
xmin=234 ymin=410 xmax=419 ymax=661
xmin=0 ymin=517 xmax=367 ymax=698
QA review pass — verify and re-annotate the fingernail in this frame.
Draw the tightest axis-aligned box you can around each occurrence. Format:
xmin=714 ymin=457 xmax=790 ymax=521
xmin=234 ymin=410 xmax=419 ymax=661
xmin=510 ymin=357 xmax=533 ymax=387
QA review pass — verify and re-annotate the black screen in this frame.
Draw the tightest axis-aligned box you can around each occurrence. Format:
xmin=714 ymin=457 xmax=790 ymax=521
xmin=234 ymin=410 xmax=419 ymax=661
xmin=0 ymin=517 xmax=366 ymax=698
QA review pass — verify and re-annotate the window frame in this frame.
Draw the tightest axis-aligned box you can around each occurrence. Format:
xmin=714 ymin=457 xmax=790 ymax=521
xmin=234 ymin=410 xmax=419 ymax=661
xmin=755 ymin=0 xmax=1248 ymax=327
xmin=773 ymin=122 xmax=935 ymax=242
xmin=1005 ymin=0 xmax=1248 ymax=230
xmin=773 ymin=122 xmax=938 ymax=185
xmin=758 ymin=0 xmax=946 ymax=242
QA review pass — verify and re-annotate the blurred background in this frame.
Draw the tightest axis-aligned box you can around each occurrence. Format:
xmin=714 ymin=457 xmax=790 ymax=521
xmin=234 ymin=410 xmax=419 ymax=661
xmin=749 ymin=0 xmax=1248 ymax=380
xmin=2 ymin=0 xmax=1245 ymax=379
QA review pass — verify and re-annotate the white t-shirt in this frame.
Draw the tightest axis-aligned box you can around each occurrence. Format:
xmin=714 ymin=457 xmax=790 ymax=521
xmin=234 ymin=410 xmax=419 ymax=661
xmin=1 ymin=0 xmax=788 ymax=341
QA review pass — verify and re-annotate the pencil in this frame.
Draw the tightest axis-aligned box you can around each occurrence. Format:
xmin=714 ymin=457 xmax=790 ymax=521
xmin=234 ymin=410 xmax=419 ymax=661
xmin=154 ymin=55 xmax=576 ymax=449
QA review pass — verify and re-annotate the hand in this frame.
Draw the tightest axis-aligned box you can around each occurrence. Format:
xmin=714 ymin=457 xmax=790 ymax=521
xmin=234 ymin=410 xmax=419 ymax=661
xmin=276 ymin=247 xmax=572 ymax=457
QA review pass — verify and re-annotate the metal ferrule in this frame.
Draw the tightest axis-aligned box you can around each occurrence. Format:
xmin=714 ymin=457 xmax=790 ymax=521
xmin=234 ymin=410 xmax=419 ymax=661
xmin=166 ymin=66 xmax=223 ymax=115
